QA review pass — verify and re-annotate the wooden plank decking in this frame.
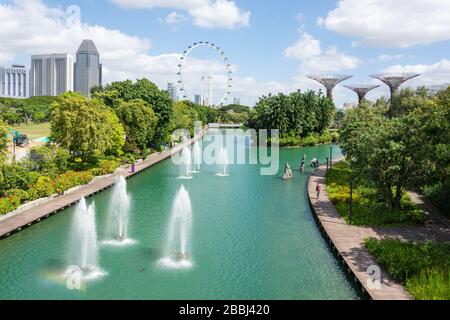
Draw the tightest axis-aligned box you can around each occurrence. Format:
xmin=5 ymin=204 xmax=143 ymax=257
xmin=308 ymin=162 xmax=413 ymax=300
xmin=0 ymin=131 xmax=206 ymax=239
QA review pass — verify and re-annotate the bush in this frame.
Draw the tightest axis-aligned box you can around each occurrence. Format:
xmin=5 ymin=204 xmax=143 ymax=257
xmin=422 ymin=182 xmax=450 ymax=218
xmin=365 ymin=239 xmax=450 ymax=300
xmin=28 ymin=176 xmax=55 ymax=200
xmin=53 ymin=171 xmax=94 ymax=194
xmin=0 ymin=196 xmax=21 ymax=215
xmin=326 ymin=162 xmax=426 ymax=226
xmin=300 ymin=134 xmax=319 ymax=146
xmin=0 ymin=165 xmax=36 ymax=195
xmin=98 ymin=160 xmax=119 ymax=175
xmin=4 ymin=189 xmax=29 ymax=202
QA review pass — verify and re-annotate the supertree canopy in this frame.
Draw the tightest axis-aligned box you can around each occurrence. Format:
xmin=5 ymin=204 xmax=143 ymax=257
xmin=307 ymin=74 xmax=353 ymax=99
xmin=344 ymin=84 xmax=380 ymax=105
xmin=370 ymin=73 xmax=420 ymax=97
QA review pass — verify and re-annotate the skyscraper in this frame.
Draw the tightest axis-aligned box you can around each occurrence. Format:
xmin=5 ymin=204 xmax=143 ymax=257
xmin=30 ymin=54 xmax=74 ymax=97
xmin=233 ymin=97 xmax=240 ymax=105
xmin=194 ymin=94 xmax=201 ymax=105
xmin=167 ymin=82 xmax=177 ymax=101
xmin=0 ymin=65 xmax=27 ymax=98
xmin=74 ymin=40 xmax=102 ymax=97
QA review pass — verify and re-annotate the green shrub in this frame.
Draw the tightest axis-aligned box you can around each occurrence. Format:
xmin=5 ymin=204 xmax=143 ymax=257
xmin=326 ymin=161 xmax=426 ymax=226
xmin=422 ymin=182 xmax=450 ymax=218
xmin=0 ymin=196 xmax=21 ymax=215
xmin=29 ymin=176 xmax=55 ymax=199
xmin=0 ymin=165 xmax=36 ymax=195
xmin=330 ymin=131 xmax=339 ymax=143
xmin=97 ymin=160 xmax=119 ymax=175
xmin=4 ymin=189 xmax=29 ymax=201
xmin=365 ymin=239 xmax=450 ymax=300
xmin=53 ymin=171 xmax=94 ymax=194
xmin=300 ymin=134 xmax=319 ymax=146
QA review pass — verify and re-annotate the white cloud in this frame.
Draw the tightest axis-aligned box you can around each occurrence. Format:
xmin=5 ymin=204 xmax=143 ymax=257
xmin=110 ymin=0 xmax=250 ymax=28
xmin=318 ymin=0 xmax=450 ymax=47
xmin=382 ymin=59 xmax=450 ymax=87
xmin=284 ymin=32 xmax=360 ymax=73
xmin=165 ymin=11 xmax=188 ymax=25
xmin=284 ymin=32 xmax=321 ymax=60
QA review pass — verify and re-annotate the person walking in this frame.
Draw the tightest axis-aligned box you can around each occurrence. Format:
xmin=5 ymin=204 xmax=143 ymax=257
xmin=316 ymin=182 xmax=321 ymax=199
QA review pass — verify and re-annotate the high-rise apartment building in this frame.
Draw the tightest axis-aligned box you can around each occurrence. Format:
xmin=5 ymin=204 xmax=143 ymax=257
xmin=74 ymin=40 xmax=102 ymax=97
xmin=30 ymin=54 xmax=74 ymax=96
xmin=194 ymin=94 xmax=201 ymax=105
xmin=167 ymin=82 xmax=177 ymax=101
xmin=0 ymin=65 xmax=27 ymax=98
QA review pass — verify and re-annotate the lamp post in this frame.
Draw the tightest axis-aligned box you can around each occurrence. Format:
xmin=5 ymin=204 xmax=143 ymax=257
xmin=349 ymin=177 xmax=354 ymax=225
xmin=329 ymin=147 xmax=333 ymax=169
xmin=326 ymin=157 xmax=329 ymax=173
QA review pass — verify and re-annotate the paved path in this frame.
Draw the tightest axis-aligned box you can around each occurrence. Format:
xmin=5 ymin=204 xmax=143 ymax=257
xmin=308 ymin=161 xmax=450 ymax=300
xmin=0 ymin=131 xmax=206 ymax=239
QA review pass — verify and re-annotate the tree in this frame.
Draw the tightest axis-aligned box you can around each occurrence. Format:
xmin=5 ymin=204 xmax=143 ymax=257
xmin=0 ymin=119 xmax=8 ymax=164
xmin=339 ymin=88 xmax=448 ymax=209
xmin=170 ymin=101 xmax=198 ymax=134
xmin=253 ymin=90 xmax=335 ymax=143
xmin=114 ymin=99 xmax=158 ymax=154
xmin=94 ymin=79 xmax=173 ymax=148
xmin=50 ymin=92 xmax=125 ymax=162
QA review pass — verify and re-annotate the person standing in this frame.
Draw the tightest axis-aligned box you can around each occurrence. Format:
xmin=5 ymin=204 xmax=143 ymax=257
xmin=316 ymin=182 xmax=321 ymax=199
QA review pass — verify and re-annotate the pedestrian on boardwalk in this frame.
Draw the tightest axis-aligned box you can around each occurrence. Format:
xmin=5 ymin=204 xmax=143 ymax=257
xmin=316 ymin=182 xmax=321 ymax=199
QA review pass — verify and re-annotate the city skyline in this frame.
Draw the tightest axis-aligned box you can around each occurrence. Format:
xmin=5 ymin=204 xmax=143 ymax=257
xmin=0 ymin=0 xmax=449 ymax=106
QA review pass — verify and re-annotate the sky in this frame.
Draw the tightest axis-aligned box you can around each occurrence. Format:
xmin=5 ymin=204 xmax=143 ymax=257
xmin=0 ymin=0 xmax=449 ymax=107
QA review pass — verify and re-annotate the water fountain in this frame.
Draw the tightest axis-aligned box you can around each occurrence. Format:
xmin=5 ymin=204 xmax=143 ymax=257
xmin=158 ymin=185 xmax=193 ymax=269
xmin=179 ymin=146 xmax=192 ymax=179
xmin=103 ymin=176 xmax=134 ymax=246
xmin=192 ymin=141 xmax=201 ymax=173
xmin=216 ymin=146 xmax=229 ymax=177
xmin=66 ymin=197 xmax=105 ymax=279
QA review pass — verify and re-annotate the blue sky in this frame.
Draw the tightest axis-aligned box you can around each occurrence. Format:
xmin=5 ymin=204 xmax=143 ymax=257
xmin=1 ymin=0 xmax=449 ymax=106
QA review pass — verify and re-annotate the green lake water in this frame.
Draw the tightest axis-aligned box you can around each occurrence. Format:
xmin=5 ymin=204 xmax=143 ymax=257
xmin=0 ymin=133 xmax=359 ymax=300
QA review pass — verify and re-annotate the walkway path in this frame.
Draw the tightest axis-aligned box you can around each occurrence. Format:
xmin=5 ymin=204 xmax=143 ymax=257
xmin=308 ymin=162 xmax=450 ymax=300
xmin=0 ymin=131 xmax=206 ymax=239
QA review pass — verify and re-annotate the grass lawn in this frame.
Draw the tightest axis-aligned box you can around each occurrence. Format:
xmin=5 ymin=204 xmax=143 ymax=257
xmin=11 ymin=122 xmax=51 ymax=140
xmin=326 ymin=162 xmax=426 ymax=226
xmin=365 ymin=238 xmax=450 ymax=300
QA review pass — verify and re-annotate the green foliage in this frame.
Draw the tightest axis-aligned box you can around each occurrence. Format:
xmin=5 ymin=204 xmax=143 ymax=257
xmin=52 ymin=170 xmax=94 ymax=194
xmin=114 ymin=99 xmax=158 ymax=155
xmin=23 ymin=145 xmax=70 ymax=176
xmin=50 ymin=92 xmax=125 ymax=162
xmin=326 ymin=162 xmax=425 ymax=226
xmin=0 ymin=165 xmax=37 ymax=195
xmin=170 ymin=101 xmax=198 ymax=135
xmin=89 ymin=160 xmax=119 ymax=176
xmin=253 ymin=90 xmax=335 ymax=145
xmin=365 ymin=239 xmax=450 ymax=300
xmin=0 ymin=119 xmax=8 ymax=163
xmin=339 ymin=87 xmax=450 ymax=209
xmin=4 ymin=188 xmax=30 ymax=202
xmin=28 ymin=176 xmax=55 ymax=199
xmin=0 ymin=96 xmax=56 ymax=125
xmin=95 ymin=79 xmax=173 ymax=147
xmin=0 ymin=196 xmax=21 ymax=215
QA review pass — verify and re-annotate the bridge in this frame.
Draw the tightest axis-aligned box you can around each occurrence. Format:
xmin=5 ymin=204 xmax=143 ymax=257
xmin=208 ymin=123 xmax=243 ymax=128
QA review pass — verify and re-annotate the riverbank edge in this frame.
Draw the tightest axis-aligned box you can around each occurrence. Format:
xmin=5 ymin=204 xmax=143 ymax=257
xmin=306 ymin=158 xmax=413 ymax=300
xmin=0 ymin=128 xmax=207 ymax=240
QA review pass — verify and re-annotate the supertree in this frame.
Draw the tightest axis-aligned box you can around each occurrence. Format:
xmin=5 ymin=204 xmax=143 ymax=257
xmin=344 ymin=84 xmax=380 ymax=105
xmin=370 ymin=73 xmax=420 ymax=97
xmin=307 ymin=74 xmax=353 ymax=99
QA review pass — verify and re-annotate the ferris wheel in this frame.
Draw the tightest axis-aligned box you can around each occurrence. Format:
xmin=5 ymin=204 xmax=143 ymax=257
xmin=177 ymin=41 xmax=233 ymax=108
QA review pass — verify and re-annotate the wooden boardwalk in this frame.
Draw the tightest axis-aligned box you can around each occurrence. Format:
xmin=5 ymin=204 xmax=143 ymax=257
xmin=0 ymin=132 xmax=206 ymax=239
xmin=308 ymin=162 xmax=413 ymax=300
